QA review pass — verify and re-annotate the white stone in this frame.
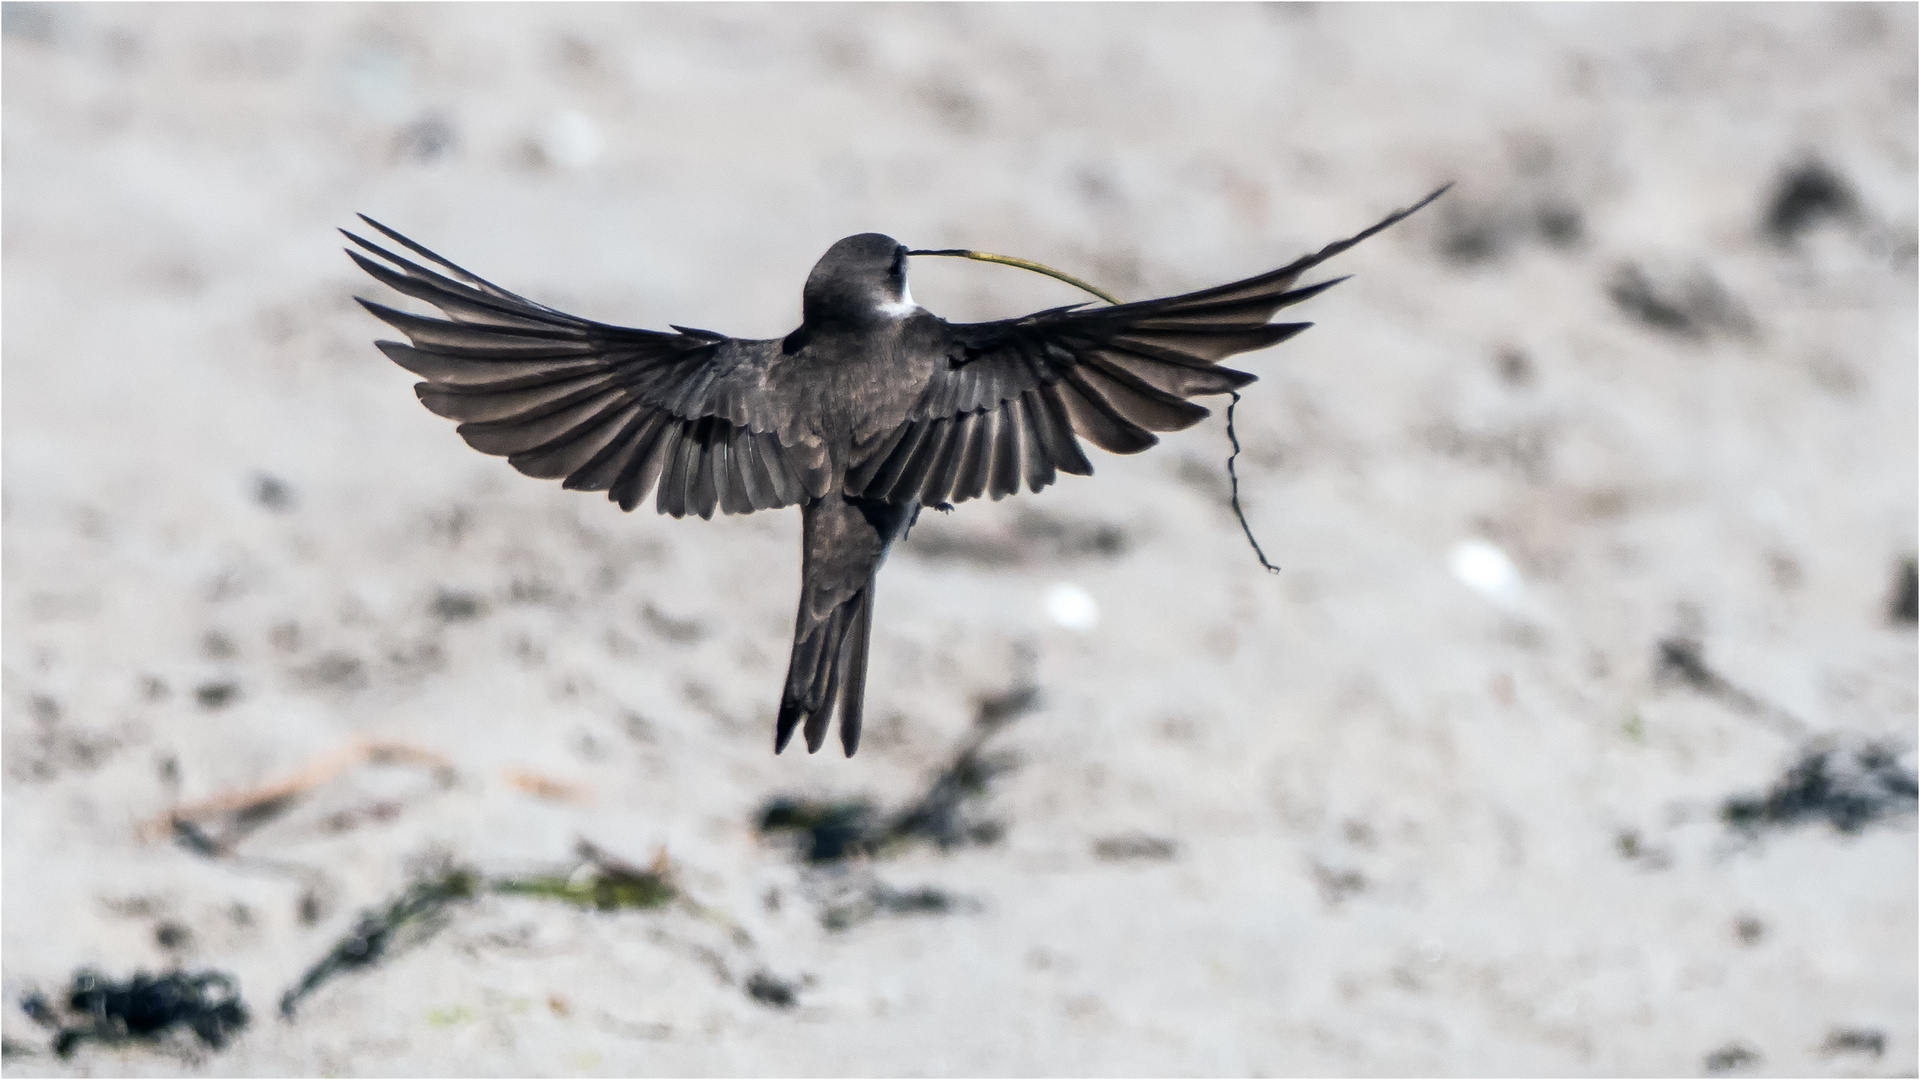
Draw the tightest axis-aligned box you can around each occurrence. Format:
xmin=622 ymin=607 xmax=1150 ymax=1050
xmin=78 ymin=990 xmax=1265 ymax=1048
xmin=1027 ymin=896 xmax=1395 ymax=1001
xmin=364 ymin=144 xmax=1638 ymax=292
xmin=1043 ymin=581 xmax=1100 ymax=632
xmin=1449 ymin=538 xmax=1524 ymax=610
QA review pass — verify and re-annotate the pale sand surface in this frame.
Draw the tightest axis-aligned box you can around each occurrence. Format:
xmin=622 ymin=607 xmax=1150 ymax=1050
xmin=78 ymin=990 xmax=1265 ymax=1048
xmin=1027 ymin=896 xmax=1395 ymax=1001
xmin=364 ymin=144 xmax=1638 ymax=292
xmin=3 ymin=3 xmax=1916 ymax=1075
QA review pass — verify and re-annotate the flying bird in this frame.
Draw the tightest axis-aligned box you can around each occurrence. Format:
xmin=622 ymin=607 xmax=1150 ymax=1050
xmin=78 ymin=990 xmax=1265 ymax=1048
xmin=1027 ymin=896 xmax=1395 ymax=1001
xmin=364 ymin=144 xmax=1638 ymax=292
xmin=345 ymin=187 xmax=1446 ymax=757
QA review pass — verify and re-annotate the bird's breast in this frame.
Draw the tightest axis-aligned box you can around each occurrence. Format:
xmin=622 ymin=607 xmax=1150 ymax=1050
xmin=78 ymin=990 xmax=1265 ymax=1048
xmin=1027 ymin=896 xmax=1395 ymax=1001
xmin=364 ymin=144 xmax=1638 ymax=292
xmin=779 ymin=322 xmax=937 ymax=448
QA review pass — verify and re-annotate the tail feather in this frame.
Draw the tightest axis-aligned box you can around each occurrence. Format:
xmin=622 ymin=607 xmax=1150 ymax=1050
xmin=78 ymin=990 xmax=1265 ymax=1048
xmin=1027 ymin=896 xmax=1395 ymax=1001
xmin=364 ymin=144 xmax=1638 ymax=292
xmin=775 ymin=495 xmax=912 ymax=757
xmin=838 ymin=596 xmax=874 ymax=756
xmin=805 ymin=618 xmax=845 ymax=754
xmin=775 ymin=587 xmax=875 ymax=755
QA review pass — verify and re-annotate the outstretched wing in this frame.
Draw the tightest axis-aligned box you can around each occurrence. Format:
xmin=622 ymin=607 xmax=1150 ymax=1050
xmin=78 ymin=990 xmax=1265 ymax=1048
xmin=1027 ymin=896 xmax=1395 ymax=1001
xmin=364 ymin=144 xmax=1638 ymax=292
xmin=345 ymin=217 xmax=830 ymax=519
xmin=848 ymin=187 xmax=1446 ymax=506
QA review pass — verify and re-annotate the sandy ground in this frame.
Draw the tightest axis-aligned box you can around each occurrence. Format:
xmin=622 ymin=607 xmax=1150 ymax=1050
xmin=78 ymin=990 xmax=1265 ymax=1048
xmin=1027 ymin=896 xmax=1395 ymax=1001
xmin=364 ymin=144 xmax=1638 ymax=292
xmin=3 ymin=3 xmax=1916 ymax=1076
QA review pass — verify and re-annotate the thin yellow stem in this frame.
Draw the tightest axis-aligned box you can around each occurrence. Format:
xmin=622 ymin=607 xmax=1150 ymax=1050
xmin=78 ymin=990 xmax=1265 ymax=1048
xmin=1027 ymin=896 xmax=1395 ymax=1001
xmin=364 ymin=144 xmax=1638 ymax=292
xmin=911 ymin=249 xmax=1119 ymax=306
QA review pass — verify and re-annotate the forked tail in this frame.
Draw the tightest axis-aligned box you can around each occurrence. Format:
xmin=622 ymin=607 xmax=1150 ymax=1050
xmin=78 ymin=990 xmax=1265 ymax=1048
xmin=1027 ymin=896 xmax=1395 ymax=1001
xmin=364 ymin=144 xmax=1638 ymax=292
xmin=775 ymin=496 xmax=912 ymax=756
xmin=775 ymin=584 xmax=875 ymax=756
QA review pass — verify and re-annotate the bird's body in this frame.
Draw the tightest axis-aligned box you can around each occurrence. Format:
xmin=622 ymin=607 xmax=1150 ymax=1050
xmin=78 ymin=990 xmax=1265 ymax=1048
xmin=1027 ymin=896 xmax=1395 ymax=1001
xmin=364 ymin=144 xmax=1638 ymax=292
xmin=346 ymin=189 xmax=1444 ymax=756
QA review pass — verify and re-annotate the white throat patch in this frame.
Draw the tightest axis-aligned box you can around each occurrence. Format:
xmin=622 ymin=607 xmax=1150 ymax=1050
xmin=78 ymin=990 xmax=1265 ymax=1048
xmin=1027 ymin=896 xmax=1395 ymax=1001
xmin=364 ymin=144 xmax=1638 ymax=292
xmin=877 ymin=280 xmax=918 ymax=317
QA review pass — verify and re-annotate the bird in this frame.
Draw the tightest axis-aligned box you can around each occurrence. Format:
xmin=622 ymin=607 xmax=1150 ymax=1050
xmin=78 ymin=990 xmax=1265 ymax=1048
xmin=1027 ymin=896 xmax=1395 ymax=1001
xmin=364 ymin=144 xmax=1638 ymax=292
xmin=344 ymin=186 xmax=1447 ymax=758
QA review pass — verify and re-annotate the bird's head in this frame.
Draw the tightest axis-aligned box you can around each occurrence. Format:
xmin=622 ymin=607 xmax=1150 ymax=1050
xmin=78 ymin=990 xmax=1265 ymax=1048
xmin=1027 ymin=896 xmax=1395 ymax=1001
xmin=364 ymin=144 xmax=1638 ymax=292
xmin=803 ymin=233 xmax=915 ymax=328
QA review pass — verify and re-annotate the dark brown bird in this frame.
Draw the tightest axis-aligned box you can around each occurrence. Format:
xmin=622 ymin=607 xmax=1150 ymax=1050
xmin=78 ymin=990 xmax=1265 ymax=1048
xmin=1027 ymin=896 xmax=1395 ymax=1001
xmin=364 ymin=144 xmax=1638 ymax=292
xmin=345 ymin=187 xmax=1445 ymax=757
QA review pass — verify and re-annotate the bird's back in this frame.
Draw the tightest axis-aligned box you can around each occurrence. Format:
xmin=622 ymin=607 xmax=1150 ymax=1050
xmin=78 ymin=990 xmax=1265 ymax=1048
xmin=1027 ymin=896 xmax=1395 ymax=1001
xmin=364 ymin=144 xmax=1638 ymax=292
xmin=772 ymin=312 xmax=951 ymax=478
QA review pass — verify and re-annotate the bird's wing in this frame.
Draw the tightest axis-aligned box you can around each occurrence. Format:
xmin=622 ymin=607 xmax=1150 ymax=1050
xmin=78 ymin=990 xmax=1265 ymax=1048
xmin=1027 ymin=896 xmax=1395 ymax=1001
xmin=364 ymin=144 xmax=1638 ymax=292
xmin=345 ymin=218 xmax=831 ymax=520
xmin=848 ymin=189 xmax=1444 ymax=506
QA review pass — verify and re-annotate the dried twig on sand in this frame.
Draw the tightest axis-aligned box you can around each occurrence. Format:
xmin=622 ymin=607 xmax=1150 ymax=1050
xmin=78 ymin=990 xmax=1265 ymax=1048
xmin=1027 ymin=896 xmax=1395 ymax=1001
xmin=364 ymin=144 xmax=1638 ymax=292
xmin=139 ymin=739 xmax=454 ymax=855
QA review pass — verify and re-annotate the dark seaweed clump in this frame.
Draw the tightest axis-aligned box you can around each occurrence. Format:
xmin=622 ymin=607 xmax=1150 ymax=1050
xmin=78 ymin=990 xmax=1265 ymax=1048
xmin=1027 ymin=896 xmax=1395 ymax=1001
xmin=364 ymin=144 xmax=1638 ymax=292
xmin=744 ymin=971 xmax=798 ymax=1009
xmin=757 ymin=686 xmax=1036 ymax=864
xmin=1722 ymin=742 xmax=1917 ymax=837
xmin=820 ymin=882 xmax=976 ymax=932
xmin=1888 ymin=556 xmax=1917 ymax=625
xmin=1765 ymin=161 xmax=1857 ymax=245
xmin=1607 ymin=264 xmax=1751 ymax=340
xmin=1704 ymin=1042 xmax=1760 ymax=1073
xmin=1821 ymin=1027 xmax=1885 ymax=1059
xmin=755 ymin=687 xmax=1037 ymax=931
xmin=280 ymin=846 xmax=680 ymax=1019
xmin=1434 ymin=198 xmax=1585 ymax=265
xmin=758 ymin=798 xmax=883 ymax=863
xmin=280 ymin=868 xmax=477 ymax=1018
xmin=20 ymin=969 xmax=248 ymax=1058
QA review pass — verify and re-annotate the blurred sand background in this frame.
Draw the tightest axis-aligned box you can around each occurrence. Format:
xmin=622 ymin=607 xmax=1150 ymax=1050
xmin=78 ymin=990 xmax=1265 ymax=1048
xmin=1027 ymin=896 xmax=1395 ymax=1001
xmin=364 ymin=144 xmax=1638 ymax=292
xmin=3 ymin=2 xmax=1916 ymax=1075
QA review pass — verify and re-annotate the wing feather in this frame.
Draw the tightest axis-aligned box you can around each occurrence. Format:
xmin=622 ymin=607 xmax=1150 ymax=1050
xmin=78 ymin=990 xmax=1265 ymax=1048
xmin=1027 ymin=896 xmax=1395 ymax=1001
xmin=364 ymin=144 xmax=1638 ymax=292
xmin=919 ymin=412 xmax=974 ymax=504
xmin=1085 ymin=346 xmax=1255 ymax=398
xmin=849 ymin=191 xmax=1444 ymax=502
xmin=952 ymin=410 xmax=994 ymax=504
xmin=458 ymin=391 xmax=630 ymax=456
xmin=565 ymin=409 xmax=668 ymax=494
xmin=861 ymin=422 xmax=933 ymax=502
xmin=1068 ymin=362 xmax=1211 ymax=433
xmin=610 ymin=419 xmax=680 ymax=511
xmin=419 ymin=373 xmax=614 ymax=424
xmin=1055 ymin=372 xmax=1158 ymax=454
xmin=375 ymin=340 xmax=604 ymax=390
xmin=599 ymin=420 xmax=659 ymax=509
xmin=1109 ymin=322 xmax=1311 ymax=363
xmin=350 ymin=219 xmax=812 ymax=516
xmin=359 ymin=300 xmax=593 ymax=357
xmin=346 ymin=250 xmax=562 ymax=331
xmin=847 ymin=423 xmax=915 ymax=493
xmin=506 ymin=401 xmax=647 ymax=480
xmin=694 ymin=419 xmax=725 ymax=520
xmin=987 ymin=404 xmax=1022 ymax=500
xmin=757 ymin=432 xmax=801 ymax=506
xmin=885 ymin=417 xmax=950 ymax=503
xmin=656 ymin=422 xmax=696 ymax=518
xmin=1015 ymin=392 xmax=1059 ymax=492
xmin=1122 ymin=278 xmax=1345 ymax=329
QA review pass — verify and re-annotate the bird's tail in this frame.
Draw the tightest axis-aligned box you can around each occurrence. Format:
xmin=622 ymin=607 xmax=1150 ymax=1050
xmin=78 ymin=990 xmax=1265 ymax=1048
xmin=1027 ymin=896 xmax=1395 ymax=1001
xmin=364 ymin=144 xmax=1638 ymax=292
xmin=775 ymin=584 xmax=874 ymax=756
xmin=775 ymin=495 xmax=909 ymax=757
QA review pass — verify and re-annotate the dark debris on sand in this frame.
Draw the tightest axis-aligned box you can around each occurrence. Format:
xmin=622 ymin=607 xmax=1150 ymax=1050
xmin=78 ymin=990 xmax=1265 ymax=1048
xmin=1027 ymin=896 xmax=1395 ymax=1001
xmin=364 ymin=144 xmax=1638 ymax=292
xmin=820 ymin=882 xmax=978 ymax=932
xmin=1820 ymin=1026 xmax=1885 ymax=1059
xmin=757 ymin=685 xmax=1038 ymax=864
xmin=279 ymin=844 xmax=687 ymax=1019
xmin=744 ymin=971 xmax=799 ymax=1009
xmin=20 ymin=969 xmax=248 ymax=1058
xmin=1764 ymin=160 xmax=1858 ymax=246
xmin=1722 ymin=741 xmax=1917 ymax=838
xmin=757 ymin=797 xmax=885 ymax=863
xmin=491 ymin=840 xmax=677 ymax=913
xmin=1888 ymin=556 xmax=1917 ymax=625
xmin=1654 ymin=637 xmax=1805 ymax=738
xmin=756 ymin=686 xmax=1040 ymax=931
xmin=1433 ymin=196 xmax=1585 ymax=265
xmin=279 ymin=867 xmax=479 ymax=1018
xmin=1607 ymin=264 xmax=1752 ymax=341
xmin=1092 ymin=834 xmax=1180 ymax=862
xmin=1704 ymin=1042 xmax=1761 ymax=1074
